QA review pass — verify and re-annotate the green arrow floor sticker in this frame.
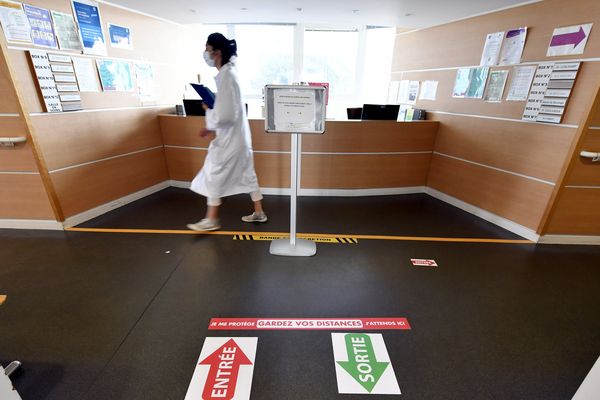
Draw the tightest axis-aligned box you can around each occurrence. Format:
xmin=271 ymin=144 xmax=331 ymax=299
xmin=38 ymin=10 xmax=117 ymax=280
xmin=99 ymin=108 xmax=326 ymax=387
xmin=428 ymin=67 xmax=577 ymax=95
xmin=332 ymin=333 xmax=401 ymax=395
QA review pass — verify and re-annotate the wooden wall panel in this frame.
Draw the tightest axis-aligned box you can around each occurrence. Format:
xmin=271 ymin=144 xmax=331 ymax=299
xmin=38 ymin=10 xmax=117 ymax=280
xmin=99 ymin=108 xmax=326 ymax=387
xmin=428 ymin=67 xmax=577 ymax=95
xmin=545 ymin=188 xmax=600 ymax=235
xmin=0 ymin=117 xmax=38 ymax=171
xmin=302 ymin=121 xmax=437 ymax=153
xmin=393 ymin=0 xmax=600 ymax=71
xmin=160 ymin=116 xmax=291 ymax=152
xmin=164 ymin=147 xmax=291 ymax=188
xmin=431 ymin=112 xmax=576 ymax=183
xmin=0 ymin=174 xmax=55 ymax=219
xmin=50 ymin=148 xmax=168 ymax=218
xmin=164 ymin=147 xmax=206 ymax=182
xmin=254 ymin=153 xmax=291 ymax=188
xmin=249 ymin=120 xmax=291 ymax=152
xmin=427 ymin=154 xmax=554 ymax=230
xmin=396 ymin=63 xmax=600 ymax=126
xmin=32 ymin=108 xmax=167 ymax=170
xmin=566 ymin=130 xmax=600 ymax=186
xmin=302 ymin=154 xmax=430 ymax=189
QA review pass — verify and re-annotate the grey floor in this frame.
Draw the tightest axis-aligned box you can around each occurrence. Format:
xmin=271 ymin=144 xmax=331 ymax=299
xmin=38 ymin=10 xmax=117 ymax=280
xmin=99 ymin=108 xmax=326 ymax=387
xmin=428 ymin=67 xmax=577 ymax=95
xmin=1 ymin=189 xmax=599 ymax=400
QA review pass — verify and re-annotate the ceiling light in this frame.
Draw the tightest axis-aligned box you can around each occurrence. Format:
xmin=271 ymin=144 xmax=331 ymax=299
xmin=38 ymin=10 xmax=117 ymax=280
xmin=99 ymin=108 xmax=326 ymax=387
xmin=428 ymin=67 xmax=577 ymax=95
xmin=352 ymin=9 xmax=360 ymax=13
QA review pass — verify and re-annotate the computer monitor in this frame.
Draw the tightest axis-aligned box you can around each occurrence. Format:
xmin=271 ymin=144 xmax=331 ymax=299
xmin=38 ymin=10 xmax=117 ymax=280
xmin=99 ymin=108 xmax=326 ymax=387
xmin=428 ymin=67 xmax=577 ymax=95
xmin=347 ymin=107 xmax=362 ymax=120
xmin=361 ymin=104 xmax=400 ymax=120
xmin=183 ymin=99 xmax=205 ymax=116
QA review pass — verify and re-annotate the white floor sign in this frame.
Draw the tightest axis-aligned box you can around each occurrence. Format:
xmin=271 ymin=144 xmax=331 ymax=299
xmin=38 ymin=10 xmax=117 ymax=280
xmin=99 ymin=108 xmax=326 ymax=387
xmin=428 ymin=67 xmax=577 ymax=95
xmin=185 ymin=337 xmax=257 ymax=400
xmin=332 ymin=333 xmax=401 ymax=395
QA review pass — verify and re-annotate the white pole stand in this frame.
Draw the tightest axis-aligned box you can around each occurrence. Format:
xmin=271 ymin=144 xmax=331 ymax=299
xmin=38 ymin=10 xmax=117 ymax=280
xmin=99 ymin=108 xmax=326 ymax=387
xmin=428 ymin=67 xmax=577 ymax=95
xmin=269 ymin=133 xmax=316 ymax=257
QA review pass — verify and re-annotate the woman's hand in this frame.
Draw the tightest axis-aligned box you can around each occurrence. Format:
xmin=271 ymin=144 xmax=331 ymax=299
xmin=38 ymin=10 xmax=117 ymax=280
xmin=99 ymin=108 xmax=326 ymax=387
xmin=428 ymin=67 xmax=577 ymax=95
xmin=202 ymin=103 xmax=210 ymax=111
xmin=200 ymin=128 xmax=215 ymax=137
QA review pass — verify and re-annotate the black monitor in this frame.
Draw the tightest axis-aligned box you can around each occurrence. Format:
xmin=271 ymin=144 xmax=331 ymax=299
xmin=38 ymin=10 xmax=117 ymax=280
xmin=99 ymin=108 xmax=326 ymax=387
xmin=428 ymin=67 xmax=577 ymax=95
xmin=183 ymin=99 xmax=206 ymax=116
xmin=347 ymin=107 xmax=363 ymax=120
xmin=361 ymin=104 xmax=400 ymax=120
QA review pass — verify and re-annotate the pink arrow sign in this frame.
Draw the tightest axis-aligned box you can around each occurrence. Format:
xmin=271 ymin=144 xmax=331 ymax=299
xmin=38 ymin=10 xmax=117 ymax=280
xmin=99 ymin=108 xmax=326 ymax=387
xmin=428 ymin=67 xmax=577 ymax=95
xmin=550 ymin=27 xmax=587 ymax=47
xmin=199 ymin=339 xmax=253 ymax=400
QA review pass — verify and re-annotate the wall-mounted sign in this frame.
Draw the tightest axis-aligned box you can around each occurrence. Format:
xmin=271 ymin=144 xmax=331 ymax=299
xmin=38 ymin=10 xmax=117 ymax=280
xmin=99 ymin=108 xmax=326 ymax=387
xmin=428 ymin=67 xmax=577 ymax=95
xmin=29 ymin=50 xmax=62 ymax=112
xmin=23 ymin=4 xmax=57 ymax=48
xmin=547 ymin=23 xmax=593 ymax=57
xmin=108 ymin=23 xmax=132 ymax=50
xmin=72 ymin=0 xmax=106 ymax=55
xmin=0 ymin=0 xmax=32 ymax=44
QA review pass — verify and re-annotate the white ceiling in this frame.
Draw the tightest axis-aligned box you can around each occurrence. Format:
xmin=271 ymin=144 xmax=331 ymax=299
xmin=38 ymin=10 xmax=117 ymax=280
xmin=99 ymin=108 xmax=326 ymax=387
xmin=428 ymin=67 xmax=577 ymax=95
xmin=104 ymin=0 xmax=539 ymax=29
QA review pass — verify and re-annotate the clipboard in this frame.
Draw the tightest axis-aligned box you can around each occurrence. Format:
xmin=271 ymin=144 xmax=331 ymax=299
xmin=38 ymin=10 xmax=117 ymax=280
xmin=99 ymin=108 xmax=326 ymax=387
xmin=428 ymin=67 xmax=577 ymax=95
xmin=190 ymin=83 xmax=215 ymax=109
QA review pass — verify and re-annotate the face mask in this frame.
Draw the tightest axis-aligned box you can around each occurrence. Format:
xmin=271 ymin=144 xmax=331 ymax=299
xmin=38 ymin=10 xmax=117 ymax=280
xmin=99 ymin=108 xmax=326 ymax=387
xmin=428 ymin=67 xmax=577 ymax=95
xmin=203 ymin=51 xmax=215 ymax=67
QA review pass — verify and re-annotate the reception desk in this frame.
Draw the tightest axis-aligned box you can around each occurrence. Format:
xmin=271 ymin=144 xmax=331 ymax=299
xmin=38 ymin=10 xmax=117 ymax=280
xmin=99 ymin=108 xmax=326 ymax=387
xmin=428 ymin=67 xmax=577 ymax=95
xmin=159 ymin=116 xmax=439 ymax=190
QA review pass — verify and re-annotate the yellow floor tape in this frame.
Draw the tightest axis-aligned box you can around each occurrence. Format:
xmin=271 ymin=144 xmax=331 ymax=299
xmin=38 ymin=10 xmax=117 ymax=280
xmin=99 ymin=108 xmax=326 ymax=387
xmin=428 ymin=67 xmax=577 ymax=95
xmin=65 ymin=227 xmax=533 ymax=244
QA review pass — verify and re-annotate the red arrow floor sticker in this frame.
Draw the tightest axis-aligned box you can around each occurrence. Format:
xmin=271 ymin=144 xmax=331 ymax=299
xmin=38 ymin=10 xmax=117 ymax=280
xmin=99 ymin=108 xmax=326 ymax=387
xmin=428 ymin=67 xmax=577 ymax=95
xmin=332 ymin=333 xmax=401 ymax=395
xmin=185 ymin=337 xmax=257 ymax=400
xmin=411 ymin=259 xmax=438 ymax=267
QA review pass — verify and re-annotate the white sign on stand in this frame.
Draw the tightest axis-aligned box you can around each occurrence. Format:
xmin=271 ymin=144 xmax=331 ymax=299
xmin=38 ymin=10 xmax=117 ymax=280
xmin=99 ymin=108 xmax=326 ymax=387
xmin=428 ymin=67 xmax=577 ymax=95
xmin=265 ymin=84 xmax=326 ymax=257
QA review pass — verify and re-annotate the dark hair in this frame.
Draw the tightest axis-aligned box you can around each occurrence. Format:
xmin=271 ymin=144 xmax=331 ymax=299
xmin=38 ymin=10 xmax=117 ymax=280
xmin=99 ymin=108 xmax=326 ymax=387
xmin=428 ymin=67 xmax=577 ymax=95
xmin=206 ymin=33 xmax=237 ymax=65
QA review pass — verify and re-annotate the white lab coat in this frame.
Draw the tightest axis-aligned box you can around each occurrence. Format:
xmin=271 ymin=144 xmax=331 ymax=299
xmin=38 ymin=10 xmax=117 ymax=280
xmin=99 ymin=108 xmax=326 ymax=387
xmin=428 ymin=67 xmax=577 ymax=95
xmin=190 ymin=58 xmax=260 ymax=199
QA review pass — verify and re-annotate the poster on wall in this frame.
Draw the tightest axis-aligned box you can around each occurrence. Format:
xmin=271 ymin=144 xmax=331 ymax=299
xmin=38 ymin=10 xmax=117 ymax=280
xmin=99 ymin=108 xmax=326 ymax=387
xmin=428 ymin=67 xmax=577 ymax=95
xmin=108 ymin=23 xmax=132 ymax=50
xmin=407 ymin=81 xmax=420 ymax=104
xmin=506 ymin=65 xmax=537 ymax=101
xmin=499 ymin=27 xmax=527 ymax=65
xmin=22 ymin=4 xmax=57 ymax=48
xmin=452 ymin=68 xmax=472 ymax=98
xmin=547 ymin=23 xmax=593 ymax=57
xmin=134 ymin=62 xmax=155 ymax=100
xmin=51 ymin=10 xmax=82 ymax=51
xmin=97 ymin=59 xmax=134 ymax=91
xmin=72 ymin=0 xmax=106 ymax=55
xmin=419 ymin=80 xmax=438 ymax=101
xmin=72 ymin=56 xmax=99 ymax=92
xmin=0 ymin=0 xmax=32 ymax=44
xmin=484 ymin=70 xmax=509 ymax=103
xmin=396 ymin=80 xmax=410 ymax=104
xmin=465 ymin=67 xmax=489 ymax=99
xmin=480 ymin=31 xmax=504 ymax=66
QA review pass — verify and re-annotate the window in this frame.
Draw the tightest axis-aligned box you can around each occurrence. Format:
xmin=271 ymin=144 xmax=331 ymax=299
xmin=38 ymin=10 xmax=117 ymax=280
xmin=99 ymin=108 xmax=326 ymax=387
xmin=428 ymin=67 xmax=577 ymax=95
xmin=302 ymin=29 xmax=359 ymax=97
xmin=193 ymin=23 xmax=395 ymax=119
xmin=361 ymin=27 xmax=396 ymax=104
xmin=234 ymin=25 xmax=295 ymax=97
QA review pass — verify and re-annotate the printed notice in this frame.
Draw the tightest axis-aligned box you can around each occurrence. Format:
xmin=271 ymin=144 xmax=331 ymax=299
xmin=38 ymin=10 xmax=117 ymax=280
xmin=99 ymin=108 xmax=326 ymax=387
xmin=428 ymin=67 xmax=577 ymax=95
xmin=499 ymin=27 xmax=527 ymax=65
xmin=0 ymin=0 xmax=32 ymax=43
xmin=274 ymin=89 xmax=316 ymax=132
xmin=484 ymin=70 xmax=509 ymax=102
xmin=72 ymin=56 xmax=99 ymax=92
xmin=507 ymin=65 xmax=537 ymax=101
xmin=480 ymin=31 xmax=504 ymax=66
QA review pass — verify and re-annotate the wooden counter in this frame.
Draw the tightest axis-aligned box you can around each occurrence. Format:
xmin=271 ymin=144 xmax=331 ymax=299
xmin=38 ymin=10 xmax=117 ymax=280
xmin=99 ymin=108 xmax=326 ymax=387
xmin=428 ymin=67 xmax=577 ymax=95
xmin=159 ymin=115 xmax=439 ymax=190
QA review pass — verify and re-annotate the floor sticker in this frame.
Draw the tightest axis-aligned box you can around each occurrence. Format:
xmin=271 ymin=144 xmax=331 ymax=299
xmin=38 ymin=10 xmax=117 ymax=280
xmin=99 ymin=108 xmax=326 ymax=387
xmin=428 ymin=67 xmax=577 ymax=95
xmin=332 ymin=333 xmax=401 ymax=395
xmin=184 ymin=337 xmax=257 ymax=400
xmin=208 ymin=318 xmax=411 ymax=331
xmin=411 ymin=259 xmax=438 ymax=267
